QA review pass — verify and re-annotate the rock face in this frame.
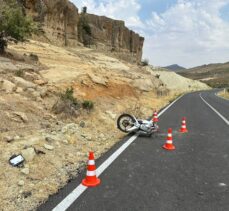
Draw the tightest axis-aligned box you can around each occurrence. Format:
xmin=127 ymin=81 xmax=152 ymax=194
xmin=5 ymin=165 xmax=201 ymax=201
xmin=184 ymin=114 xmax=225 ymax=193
xmin=87 ymin=14 xmax=144 ymax=64
xmin=24 ymin=0 xmax=79 ymax=47
xmin=21 ymin=0 xmax=144 ymax=63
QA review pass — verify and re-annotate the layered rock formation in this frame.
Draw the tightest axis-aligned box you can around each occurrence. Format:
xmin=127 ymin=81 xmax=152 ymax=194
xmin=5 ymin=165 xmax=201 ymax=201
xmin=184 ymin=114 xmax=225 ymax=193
xmin=87 ymin=14 xmax=144 ymax=64
xmin=23 ymin=0 xmax=79 ymax=46
xmin=21 ymin=0 xmax=144 ymax=63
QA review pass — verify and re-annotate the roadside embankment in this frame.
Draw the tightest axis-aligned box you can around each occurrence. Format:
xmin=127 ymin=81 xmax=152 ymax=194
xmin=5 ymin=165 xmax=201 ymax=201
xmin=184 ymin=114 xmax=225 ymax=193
xmin=0 ymin=40 xmax=209 ymax=211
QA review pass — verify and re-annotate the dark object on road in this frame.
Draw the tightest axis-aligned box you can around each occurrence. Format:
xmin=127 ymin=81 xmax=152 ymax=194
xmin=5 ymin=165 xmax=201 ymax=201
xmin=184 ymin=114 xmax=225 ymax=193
xmin=9 ymin=154 xmax=25 ymax=167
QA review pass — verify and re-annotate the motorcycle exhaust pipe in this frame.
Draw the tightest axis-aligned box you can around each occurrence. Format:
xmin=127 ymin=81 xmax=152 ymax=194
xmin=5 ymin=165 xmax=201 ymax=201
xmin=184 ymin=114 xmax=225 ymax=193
xmin=126 ymin=125 xmax=139 ymax=132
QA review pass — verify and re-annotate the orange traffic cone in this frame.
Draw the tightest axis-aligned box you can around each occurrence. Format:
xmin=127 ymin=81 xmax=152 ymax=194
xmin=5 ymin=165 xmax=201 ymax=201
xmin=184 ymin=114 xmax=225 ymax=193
xmin=152 ymin=110 xmax=159 ymax=122
xmin=179 ymin=117 xmax=188 ymax=133
xmin=82 ymin=152 xmax=101 ymax=187
xmin=163 ymin=128 xmax=175 ymax=150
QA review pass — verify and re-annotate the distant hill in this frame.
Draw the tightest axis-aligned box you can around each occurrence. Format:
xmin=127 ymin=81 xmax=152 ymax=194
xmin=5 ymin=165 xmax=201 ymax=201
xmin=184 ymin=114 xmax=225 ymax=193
xmin=178 ymin=62 xmax=229 ymax=88
xmin=163 ymin=64 xmax=186 ymax=72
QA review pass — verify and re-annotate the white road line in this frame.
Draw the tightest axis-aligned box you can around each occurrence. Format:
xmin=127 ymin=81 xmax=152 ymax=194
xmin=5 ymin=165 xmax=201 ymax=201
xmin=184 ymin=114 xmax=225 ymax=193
xmin=200 ymin=93 xmax=229 ymax=126
xmin=52 ymin=94 xmax=184 ymax=211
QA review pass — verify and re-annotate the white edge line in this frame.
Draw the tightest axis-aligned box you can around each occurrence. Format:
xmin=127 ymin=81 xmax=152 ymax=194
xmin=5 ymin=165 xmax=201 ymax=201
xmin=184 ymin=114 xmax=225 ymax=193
xmin=200 ymin=93 xmax=229 ymax=126
xmin=52 ymin=93 xmax=184 ymax=211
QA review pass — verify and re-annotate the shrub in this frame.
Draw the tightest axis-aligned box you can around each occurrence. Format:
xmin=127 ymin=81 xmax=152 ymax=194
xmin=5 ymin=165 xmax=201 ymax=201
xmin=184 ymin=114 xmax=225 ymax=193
xmin=29 ymin=53 xmax=39 ymax=62
xmin=82 ymin=6 xmax=87 ymax=14
xmin=15 ymin=69 xmax=24 ymax=77
xmin=82 ymin=100 xmax=94 ymax=111
xmin=78 ymin=13 xmax=93 ymax=46
xmin=155 ymin=74 xmax=160 ymax=79
xmin=60 ymin=87 xmax=79 ymax=106
xmin=0 ymin=32 xmax=7 ymax=54
xmin=52 ymin=87 xmax=80 ymax=117
xmin=0 ymin=0 xmax=37 ymax=53
xmin=141 ymin=58 xmax=149 ymax=66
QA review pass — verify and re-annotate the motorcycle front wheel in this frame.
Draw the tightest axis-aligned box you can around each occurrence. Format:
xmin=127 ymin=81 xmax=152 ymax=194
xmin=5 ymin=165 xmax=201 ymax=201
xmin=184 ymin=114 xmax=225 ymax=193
xmin=117 ymin=113 xmax=136 ymax=133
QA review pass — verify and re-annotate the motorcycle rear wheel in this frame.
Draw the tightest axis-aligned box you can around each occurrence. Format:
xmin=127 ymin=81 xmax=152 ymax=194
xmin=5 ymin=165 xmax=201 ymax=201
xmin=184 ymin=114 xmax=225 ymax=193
xmin=117 ymin=114 xmax=136 ymax=133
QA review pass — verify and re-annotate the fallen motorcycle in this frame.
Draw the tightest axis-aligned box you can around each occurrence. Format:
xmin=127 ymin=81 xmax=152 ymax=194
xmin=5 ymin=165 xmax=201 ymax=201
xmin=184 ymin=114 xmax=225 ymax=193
xmin=117 ymin=113 xmax=159 ymax=135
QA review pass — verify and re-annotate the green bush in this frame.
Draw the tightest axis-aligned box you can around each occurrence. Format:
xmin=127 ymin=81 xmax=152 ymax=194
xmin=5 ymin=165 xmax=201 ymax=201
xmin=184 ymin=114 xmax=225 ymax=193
xmin=141 ymin=58 xmax=149 ymax=66
xmin=0 ymin=32 xmax=7 ymax=54
xmin=52 ymin=87 xmax=80 ymax=117
xmin=82 ymin=100 xmax=94 ymax=110
xmin=29 ymin=53 xmax=39 ymax=62
xmin=155 ymin=74 xmax=160 ymax=79
xmin=78 ymin=14 xmax=93 ymax=46
xmin=0 ymin=0 xmax=37 ymax=53
xmin=61 ymin=87 xmax=79 ymax=106
xmin=15 ymin=69 xmax=24 ymax=77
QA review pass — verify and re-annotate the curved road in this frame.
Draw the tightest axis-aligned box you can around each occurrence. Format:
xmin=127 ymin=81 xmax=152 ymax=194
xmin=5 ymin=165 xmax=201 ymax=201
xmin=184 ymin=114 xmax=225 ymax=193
xmin=38 ymin=90 xmax=229 ymax=211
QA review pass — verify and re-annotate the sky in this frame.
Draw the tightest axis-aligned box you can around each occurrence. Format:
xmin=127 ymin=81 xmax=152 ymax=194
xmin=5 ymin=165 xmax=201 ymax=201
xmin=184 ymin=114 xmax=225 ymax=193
xmin=70 ymin=0 xmax=229 ymax=68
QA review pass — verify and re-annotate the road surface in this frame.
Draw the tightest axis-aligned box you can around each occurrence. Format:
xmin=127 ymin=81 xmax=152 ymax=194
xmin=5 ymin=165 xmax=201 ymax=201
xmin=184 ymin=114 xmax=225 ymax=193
xmin=38 ymin=90 xmax=229 ymax=211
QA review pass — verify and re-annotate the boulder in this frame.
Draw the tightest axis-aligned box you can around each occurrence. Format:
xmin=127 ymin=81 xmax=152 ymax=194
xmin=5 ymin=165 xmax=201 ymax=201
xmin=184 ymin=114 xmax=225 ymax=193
xmin=14 ymin=77 xmax=36 ymax=89
xmin=3 ymin=136 xmax=14 ymax=143
xmin=132 ymin=78 xmax=155 ymax=92
xmin=61 ymin=123 xmax=78 ymax=134
xmin=15 ymin=87 xmax=23 ymax=93
xmin=89 ymin=74 xmax=107 ymax=86
xmin=34 ymin=79 xmax=48 ymax=86
xmin=39 ymin=88 xmax=48 ymax=98
xmin=44 ymin=144 xmax=54 ymax=150
xmin=18 ymin=180 xmax=25 ymax=186
xmin=21 ymin=148 xmax=36 ymax=162
xmin=0 ymin=79 xmax=15 ymax=93
xmin=12 ymin=112 xmax=28 ymax=123
xmin=21 ymin=167 xmax=30 ymax=175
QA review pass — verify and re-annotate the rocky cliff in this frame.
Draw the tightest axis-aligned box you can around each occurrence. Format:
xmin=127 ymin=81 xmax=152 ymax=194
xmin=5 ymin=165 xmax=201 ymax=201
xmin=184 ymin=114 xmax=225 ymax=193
xmin=21 ymin=0 xmax=144 ymax=63
xmin=23 ymin=0 xmax=79 ymax=47
xmin=87 ymin=14 xmax=144 ymax=64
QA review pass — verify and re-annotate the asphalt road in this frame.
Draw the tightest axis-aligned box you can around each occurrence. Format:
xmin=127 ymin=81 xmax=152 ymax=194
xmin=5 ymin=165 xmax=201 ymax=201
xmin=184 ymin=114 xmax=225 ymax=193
xmin=38 ymin=90 xmax=229 ymax=211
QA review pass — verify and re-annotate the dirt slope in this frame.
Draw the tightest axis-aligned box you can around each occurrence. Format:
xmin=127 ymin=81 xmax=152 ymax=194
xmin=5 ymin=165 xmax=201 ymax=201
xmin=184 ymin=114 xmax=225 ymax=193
xmin=0 ymin=40 xmax=209 ymax=211
xmin=149 ymin=67 xmax=209 ymax=91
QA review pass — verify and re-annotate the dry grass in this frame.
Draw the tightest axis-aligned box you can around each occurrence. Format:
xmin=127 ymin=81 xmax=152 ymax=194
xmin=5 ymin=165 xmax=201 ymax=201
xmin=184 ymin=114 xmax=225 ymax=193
xmin=218 ymin=89 xmax=229 ymax=100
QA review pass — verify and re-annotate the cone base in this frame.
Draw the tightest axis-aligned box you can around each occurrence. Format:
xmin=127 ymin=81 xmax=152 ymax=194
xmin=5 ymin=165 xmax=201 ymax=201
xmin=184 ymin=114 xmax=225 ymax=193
xmin=163 ymin=144 xmax=175 ymax=150
xmin=82 ymin=178 xmax=101 ymax=187
xmin=179 ymin=129 xmax=188 ymax=133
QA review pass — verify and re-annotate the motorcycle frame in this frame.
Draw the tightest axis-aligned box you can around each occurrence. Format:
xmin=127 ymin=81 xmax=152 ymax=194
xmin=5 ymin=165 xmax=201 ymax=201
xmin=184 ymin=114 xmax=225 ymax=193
xmin=126 ymin=115 xmax=155 ymax=134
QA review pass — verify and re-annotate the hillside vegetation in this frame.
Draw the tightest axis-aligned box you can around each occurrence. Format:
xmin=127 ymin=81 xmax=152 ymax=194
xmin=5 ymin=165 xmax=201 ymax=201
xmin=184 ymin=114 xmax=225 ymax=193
xmin=178 ymin=62 xmax=229 ymax=88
